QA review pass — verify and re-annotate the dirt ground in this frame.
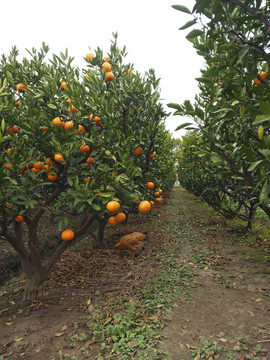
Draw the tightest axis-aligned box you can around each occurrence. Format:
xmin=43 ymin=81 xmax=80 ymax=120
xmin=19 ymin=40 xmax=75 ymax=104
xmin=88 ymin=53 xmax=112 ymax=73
xmin=0 ymin=188 xmax=269 ymax=360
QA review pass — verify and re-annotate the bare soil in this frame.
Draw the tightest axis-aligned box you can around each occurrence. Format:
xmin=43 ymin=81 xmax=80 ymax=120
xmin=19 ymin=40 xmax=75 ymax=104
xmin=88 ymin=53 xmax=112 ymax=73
xmin=0 ymin=188 xmax=269 ymax=360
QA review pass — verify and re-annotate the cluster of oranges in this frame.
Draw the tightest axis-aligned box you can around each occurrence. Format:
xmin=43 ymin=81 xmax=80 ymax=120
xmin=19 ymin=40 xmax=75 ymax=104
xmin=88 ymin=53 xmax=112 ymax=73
xmin=253 ymin=71 xmax=268 ymax=85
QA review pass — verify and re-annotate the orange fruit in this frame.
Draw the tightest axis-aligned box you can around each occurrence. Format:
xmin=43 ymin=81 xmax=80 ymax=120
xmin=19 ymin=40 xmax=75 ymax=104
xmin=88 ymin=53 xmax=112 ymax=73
xmin=146 ymin=182 xmax=154 ymax=190
xmin=80 ymin=144 xmax=90 ymax=153
xmin=52 ymin=117 xmax=63 ymax=127
xmin=155 ymin=191 xmax=160 ymax=196
xmin=105 ymin=72 xmax=114 ymax=82
xmin=106 ymin=200 xmax=120 ymax=212
xmin=69 ymin=105 xmax=78 ymax=114
xmin=6 ymin=127 xmax=13 ymax=134
xmin=12 ymin=125 xmax=19 ymax=133
xmin=108 ymin=216 xmax=118 ymax=225
xmin=155 ymin=198 xmax=163 ymax=203
xmin=158 ymin=189 xmax=163 ymax=194
xmin=5 ymin=202 xmax=13 ymax=210
xmin=42 ymin=126 xmax=49 ymax=132
xmin=63 ymin=121 xmax=74 ymax=130
xmin=103 ymin=56 xmax=110 ymax=62
xmin=133 ymin=146 xmax=143 ymax=156
xmin=34 ymin=161 xmax=44 ymax=170
xmin=84 ymin=177 xmax=91 ymax=183
xmin=124 ymin=69 xmax=134 ymax=75
xmin=14 ymin=100 xmax=20 ymax=107
xmin=48 ymin=173 xmax=58 ymax=181
xmin=61 ymin=81 xmax=68 ymax=90
xmin=182 ymin=147 xmax=186 ymax=151
xmin=138 ymin=201 xmax=151 ymax=213
xmin=86 ymin=52 xmax=94 ymax=61
xmin=15 ymin=215 xmax=24 ymax=223
xmin=32 ymin=167 xmax=41 ymax=174
xmin=115 ymin=212 xmax=126 ymax=223
xmin=260 ymin=72 xmax=268 ymax=79
xmin=46 ymin=158 xmax=53 ymax=165
xmin=150 ymin=201 xmax=154 ymax=206
xmin=7 ymin=148 xmax=12 ymax=154
xmin=61 ymin=229 xmax=75 ymax=241
xmin=253 ymin=72 xmax=268 ymax=85
xmin=149 ymin=151 xmax=156 ymax=158
xmin=5 ymin=163 xmax=13 ymax=169
xmin=76 ymin=125 xmax=86 ymax=135
xmin=101 ymin=62 xmax=111 ymax=73
xmin=43 ymin=165 xmax=52 ymax=173
xmin=16 ymin=82 xmax=27 ymax=92
xmin=86 ymin=157 xmax=95 ymax=165
xmin=54 ymin=154 xmax=63 ymax=162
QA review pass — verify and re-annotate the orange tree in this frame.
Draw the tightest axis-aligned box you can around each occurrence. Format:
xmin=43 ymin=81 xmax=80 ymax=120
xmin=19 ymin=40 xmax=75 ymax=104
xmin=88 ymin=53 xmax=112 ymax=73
xmin=170 ymin=1 xmax=270 ymax=222
xmin=0 ymin=34 xmax=173 ymax=300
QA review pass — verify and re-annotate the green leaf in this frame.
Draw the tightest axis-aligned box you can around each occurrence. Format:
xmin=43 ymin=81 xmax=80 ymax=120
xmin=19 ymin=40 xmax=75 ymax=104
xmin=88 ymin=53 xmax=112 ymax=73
xmin=253 ymin=115 xmax=270 ymax=124
xmin=238 ymin=45 xmax=250 ymax=61
xmin=195 ymin=77 xmax=213 ymax=84
xmin=91 ymin=203 xmax=101 ymax=211
xmin=167 ymin=103 xmax=182 ymax=110
xmin=186 ymin=29 xmax=203 ymax=40
xmin=247 ymin=160 xmax=263 ymax=172
xmin=175 ymin=122 xmax=193 ymax=131
xmin=179 ymin=20 xmax=196 ymax=30
xmin=172 ymin=4 xmax=191 ymax=14
xmin=184 ymin=100 xmax=193 ymax=112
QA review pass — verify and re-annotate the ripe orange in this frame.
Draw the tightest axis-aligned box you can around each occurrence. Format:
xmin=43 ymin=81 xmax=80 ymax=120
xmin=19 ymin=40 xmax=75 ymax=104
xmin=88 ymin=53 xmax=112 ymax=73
xmin=46 ymin=158 xmax=53 ymax=165
xmin=69 ymin=105 xmax=78 ymax=114
xmin=149 ymin=151 xmax=156 ymax=158
xmin=34 ymin=161 xmax=44 ymax=170
xmin=108 ymin=216 xmax=118 ymax=225
xmin=14 ymin=100 xmax=20 ymax=107
xmin=253 ymin=72 xmax=268 ymax=85
xmin=80 ymin=144 xmax=90 ymax=153
xmin=101 ymin=62 xmax=111 ymax=72
xmin=32 ymin=167 xmax=41 ymax=174
xmin=5 ymin=202 xmax=13 ymax=210
xmin=86 ymin=157 xmax=95 ymax=165
xmin=48 ymin=173 xmax=58 ymax=181
xmin=44 ymin=164 xmax=52 ymax=173
xmin=54 ymin=154 xmax=63 ymax=162
xmin=16 ymin=82 xmax=27 ymax=92
xmin=61 ymin=81 xmax=68 ymax=90
xmin=12 ymin=125 xmax=19 ymax=133
xmin=124 ymin=69 xmax=134 ymax=75
xmin=52 ymin=117 xmax=63 ymax=127
xmin=133 ymin=146 xmax=143 ymax=156
xmin=182 ymin=147 xmax=186 ymax=151
xmin=103 ymin=56 xmax=110 ymax=62
xmin=63 ymin=121 xmax=74 ymax=130
xmin=115 ymin=212 xmax=126 ymax=223
xmin=105 ymin=72 xmax=114 ymax=82
xmin=42 ymin=126 xmax=49 ymax=132
xmin=138 ymin=201 xmax=151 ymax=213
xmin=84 ymin=176 xmax=91 ymax=183
xmin=260 ymin=72 xmax=268 ymax=79
xmin=15 ymin=215 xmax=24 ymax=223
xmin=150 ymin=201 xmax=154 ymax=206
xmin=6 ymin=127 xmax=13 ymax=134
xmin=106 ymin=201 xmax=120 ymax=212
xmin=86 ymin=53 xmax=94 ymax=61
xmin=7 ymin=148 xmax=12 ymax=154
xmin=158 ymin=189 xmax=163 ymax=194
xmin=5 ymin=163 xmax=13 ymax=169
xmin=155 ymin=198 xmax=163 ymax=203
xmin=61 ymin=229 xmax=75 ymax=241
xmin=76 ymin=125 xmax=86 ymax=135
xmin=146 ymin=182 xmax=154 ymax=190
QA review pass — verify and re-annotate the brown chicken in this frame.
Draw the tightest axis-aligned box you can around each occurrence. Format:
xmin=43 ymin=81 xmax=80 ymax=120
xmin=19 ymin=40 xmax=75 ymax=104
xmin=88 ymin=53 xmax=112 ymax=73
xmin=114 ymin=232 xmax=147 ymax=258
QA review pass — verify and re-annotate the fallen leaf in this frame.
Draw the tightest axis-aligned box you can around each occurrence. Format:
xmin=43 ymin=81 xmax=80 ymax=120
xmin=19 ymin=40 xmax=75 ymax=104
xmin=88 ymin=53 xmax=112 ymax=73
xmin=219 ymin=337 xmax=228 ymax=343
xmin=14 ymin=338 xmax=24 ymax=342
xmin=54 ymin=332 xmax=65 ymax=337
xmin=62 ymin=325 xmax=68 ymax=331
xmin=204 ymin=265 xmax=209 ymax=270
xmin=86 ymin=298 xmax=91 ymax=306
xmin=178 ymin=343 xmax=186 ymax=351
xmin=5 ymin=322 xmax=13 ymax=326
xmin=194 ymin=355 xmax=201 ymax=360
xmin=255 ymin=298 xmax=262 ymax=302
xmin=186 ymin=344 xmax=198 ymax=350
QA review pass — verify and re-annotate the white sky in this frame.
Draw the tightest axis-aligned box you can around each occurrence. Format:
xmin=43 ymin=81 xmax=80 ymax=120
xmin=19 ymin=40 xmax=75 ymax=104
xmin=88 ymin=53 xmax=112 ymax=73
xmin=0 ymin=0 xmax=204 ymax=139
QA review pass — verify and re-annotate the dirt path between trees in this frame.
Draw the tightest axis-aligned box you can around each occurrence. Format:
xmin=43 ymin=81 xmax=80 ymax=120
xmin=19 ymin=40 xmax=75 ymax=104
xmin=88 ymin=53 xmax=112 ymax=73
xmin=159 ymin=188 xmax=270 ymax=360
xmin=0 ymin=187 xmax=269 ymax=360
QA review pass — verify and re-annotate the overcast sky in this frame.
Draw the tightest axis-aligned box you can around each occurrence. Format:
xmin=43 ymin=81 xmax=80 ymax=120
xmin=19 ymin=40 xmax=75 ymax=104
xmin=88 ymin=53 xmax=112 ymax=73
xmin=0 ymin=0 xmax=204 ymax=138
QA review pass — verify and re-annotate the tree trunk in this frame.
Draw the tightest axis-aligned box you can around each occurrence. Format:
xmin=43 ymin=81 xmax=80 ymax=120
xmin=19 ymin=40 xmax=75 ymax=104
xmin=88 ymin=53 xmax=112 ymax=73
xmin=22 ymin=266 xmax=49 ymax=301
xmin=246 ymin=205 xmax=257 ymax=231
